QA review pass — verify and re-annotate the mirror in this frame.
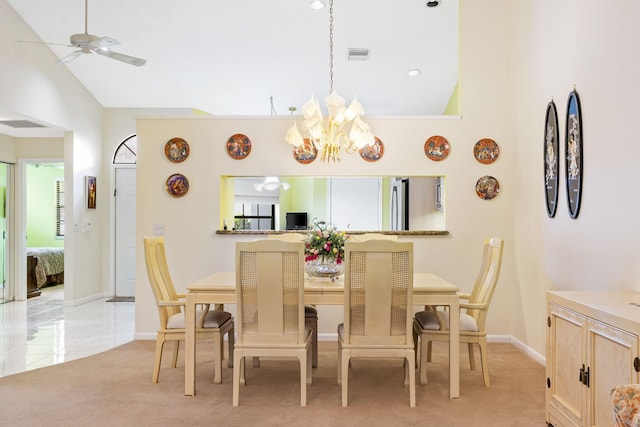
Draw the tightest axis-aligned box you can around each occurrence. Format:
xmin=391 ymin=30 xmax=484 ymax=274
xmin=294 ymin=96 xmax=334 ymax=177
xmin=221 ymin=176 xmax=445 ymax=232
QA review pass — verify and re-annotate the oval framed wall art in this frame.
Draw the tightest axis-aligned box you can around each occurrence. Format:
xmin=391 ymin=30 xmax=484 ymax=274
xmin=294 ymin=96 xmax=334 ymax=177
xmin=544 ymin=100 xmax=560 ymax=218
xmin=565 ymin=89 xmax=583 ymax=219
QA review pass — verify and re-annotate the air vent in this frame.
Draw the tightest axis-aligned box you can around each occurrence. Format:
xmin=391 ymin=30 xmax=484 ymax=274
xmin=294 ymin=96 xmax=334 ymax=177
xmin=0 ymin=120 xmax=46 ymax=128
xmin=347 ymin=48 xmax=370 ymax=61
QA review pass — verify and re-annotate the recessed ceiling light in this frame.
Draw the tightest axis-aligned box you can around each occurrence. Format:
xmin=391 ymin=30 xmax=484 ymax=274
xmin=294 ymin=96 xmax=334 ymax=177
xmin=309 ymin=0 xmax=326 ymax=9
xmin=408 ymin=69 xmax=421 ymax=77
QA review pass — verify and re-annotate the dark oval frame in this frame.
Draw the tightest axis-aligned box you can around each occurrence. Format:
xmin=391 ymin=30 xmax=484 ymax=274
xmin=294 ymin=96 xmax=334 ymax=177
xmin=544 ymin=100 xmax=560 ymax=218
xmin=564 ymin=90 xmax=583 ymax=219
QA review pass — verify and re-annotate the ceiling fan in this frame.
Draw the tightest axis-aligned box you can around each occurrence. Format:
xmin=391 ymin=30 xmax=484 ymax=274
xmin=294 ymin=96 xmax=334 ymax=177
xmin=24 ymin=0 xmax=146 ymax=67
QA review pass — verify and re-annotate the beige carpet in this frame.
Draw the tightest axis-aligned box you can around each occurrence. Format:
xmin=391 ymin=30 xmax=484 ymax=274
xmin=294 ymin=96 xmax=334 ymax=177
xmin=0 ymin=341 xmax=545 ymax=426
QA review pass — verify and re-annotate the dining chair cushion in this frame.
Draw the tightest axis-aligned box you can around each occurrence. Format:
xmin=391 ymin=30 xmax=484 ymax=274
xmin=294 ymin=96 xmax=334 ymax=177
xmin=414 ymin=310 xmax=479 ymax=332
xmin=166 ymin=309 xmax=232 ymax=329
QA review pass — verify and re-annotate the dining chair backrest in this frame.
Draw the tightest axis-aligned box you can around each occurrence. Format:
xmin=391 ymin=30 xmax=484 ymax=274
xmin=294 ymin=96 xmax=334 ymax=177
xmin=348 ymin=233 xmax=398 ymax=242
xmin=235 ymin=239 xmax=306 ymax=346
xmin=466 ymin=237 xmax=504 ymax=330
xmin=144 ymin=236 xmax=181 ymax=326
xmin=342 ymin=239 xmax=414 ymax=346
xmin=267 ymin=233 xmax=306 ymax=242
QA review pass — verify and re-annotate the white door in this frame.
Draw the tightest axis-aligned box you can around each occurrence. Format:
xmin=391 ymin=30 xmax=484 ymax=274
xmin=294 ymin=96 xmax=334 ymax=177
xmin=115 ymin=168 xmax=136 ymax=297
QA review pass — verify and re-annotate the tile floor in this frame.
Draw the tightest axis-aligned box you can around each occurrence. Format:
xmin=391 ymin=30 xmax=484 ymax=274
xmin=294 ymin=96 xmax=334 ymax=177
xmin=0 ymin=285 xmax=135 ymax=378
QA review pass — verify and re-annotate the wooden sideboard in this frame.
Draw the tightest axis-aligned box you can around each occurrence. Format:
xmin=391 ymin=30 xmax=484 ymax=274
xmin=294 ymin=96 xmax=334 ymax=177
xmin=546 ymin=291 xmax=640 ymax=426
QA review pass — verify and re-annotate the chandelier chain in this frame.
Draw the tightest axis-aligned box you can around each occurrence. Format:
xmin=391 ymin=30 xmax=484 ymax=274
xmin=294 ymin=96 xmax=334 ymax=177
xmin=329 ymin=0 xmax=334 ymax=93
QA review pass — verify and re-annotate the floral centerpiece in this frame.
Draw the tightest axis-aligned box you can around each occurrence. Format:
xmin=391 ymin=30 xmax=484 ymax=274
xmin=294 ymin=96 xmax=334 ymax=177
xmin=304 ymin=221 xmax=348 ymax=278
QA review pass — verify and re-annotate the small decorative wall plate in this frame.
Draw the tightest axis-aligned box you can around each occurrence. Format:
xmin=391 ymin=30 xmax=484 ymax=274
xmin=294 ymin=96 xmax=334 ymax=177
xmin=226 ymin=133 xmax=252 ymax=159
xmin=293 ymin=138 xmax=317 ymax=164
xmin=164 ymin=137 xmax=190 ymax=163
xmin=424 ymin=135 xmax=450 ymax=161
xmin=165 ymin=173 xmax=190 ymax=197
xmin=475 ymin=175 xmax=500 ymax=200
xmin=359 ymin=137 xmax=384 ymax=162
xmin=474 ymin=138 xmax=499 ymax=164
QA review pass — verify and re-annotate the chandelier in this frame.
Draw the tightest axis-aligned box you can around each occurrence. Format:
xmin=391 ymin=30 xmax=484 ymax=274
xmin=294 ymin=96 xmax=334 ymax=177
xmin=284 ymin=0 xmax=375 ymax=162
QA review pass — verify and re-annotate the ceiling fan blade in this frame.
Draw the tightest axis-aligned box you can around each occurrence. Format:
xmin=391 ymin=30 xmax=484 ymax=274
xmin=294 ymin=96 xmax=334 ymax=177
xmin=95 ymin=49 xmax=146 ymax=67
xmin=56 ymin=50 xmax=83 ymax=64
xmin=18 ymin=40 xmax=71 ymax=47
xmin=89 ymin=36 xmax=120 ymax=50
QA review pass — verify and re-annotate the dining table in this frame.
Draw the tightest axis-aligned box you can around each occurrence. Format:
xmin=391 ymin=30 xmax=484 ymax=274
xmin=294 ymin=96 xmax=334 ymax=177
xmin=184 ymin=271 xmax=460 ymax=399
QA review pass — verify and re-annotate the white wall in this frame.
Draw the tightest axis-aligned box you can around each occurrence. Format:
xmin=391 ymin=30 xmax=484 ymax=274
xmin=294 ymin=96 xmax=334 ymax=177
xmin=1 ymin=0 xmax=105 ymax=302
xmin=509 ymin=0 xmax=640 ymax=354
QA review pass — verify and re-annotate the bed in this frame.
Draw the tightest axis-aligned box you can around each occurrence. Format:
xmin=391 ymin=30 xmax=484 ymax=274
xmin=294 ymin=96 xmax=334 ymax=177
xmin=26 ymin=247 xmax=64 ymax=298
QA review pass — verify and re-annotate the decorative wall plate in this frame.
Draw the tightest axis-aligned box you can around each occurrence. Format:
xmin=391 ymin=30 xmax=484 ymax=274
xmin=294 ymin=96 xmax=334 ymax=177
xmin=475 ymin=175 xmax=500 ymax=200
xmin=359 ymin=136 xmax=384 ymax=162
xmin=474 ymin=138 xmax=499 ymax=164
xmin=293 ymin=138 xmax=317 ymax=164
xmin=164 ymin=137 xmax=190 ymax=163
xmin=544 ymin=100 xmax=560 ymax=218
xmin=424 ymin=135 xmax=450 ymax=161
xmin=565 ymin=89 xmax=583 ymax=219
xmin=226 ymin=133 xmax=252 ymax=159
xmin=165 ymin=173 xmax=190 ymax=197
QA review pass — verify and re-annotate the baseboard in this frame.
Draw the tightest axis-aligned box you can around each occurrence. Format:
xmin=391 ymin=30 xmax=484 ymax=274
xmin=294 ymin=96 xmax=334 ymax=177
xmin=317 ymin=333 xmax=546 ymax=366
xmin=63 ymin=292 xmax=105 ymax=307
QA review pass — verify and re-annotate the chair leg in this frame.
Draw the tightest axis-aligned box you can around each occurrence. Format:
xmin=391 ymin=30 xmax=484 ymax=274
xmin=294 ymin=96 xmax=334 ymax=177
xmin=478 ymin=340 xmax=491 ymax=387
xmin=213 ymin=332 xmax=222 ymax=384
xmin=308 ymin=317 xmax=318 ymax=368
xmin=306 ymin=346 xmax=313 ymax=385
xmin=419 ymin=336 xmax=429 ymax=385
xmin=152 ymin=337 xmax=165 ymax=383
xmin=337 ymin=338 xmax=342 ymax=385
xmin=299 ymin=351 xmax=308 ymax=407
xmin=341 ymin=350 xmax=350 ymax=407
xmin=227 ymin=327 xmax=234 ymax=368
xmin=407 ymin=352 xmax=416 ymax=408
xmin=171 ymin=340 xmax=180 ymax=368
xmin=232 ymin=350 xmax=243 ymax=406
xmin=468 ymin=342 xmax=477 ymax=370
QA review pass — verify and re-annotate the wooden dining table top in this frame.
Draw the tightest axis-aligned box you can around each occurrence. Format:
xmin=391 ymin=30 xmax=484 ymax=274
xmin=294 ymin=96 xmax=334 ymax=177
xmin=186 ymin=271 xmax=459 ymax=305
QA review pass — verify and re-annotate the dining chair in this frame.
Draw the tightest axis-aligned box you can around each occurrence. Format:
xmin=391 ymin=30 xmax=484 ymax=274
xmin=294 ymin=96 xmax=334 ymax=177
xmin=268 ymin=233 xmax=318 ymax=368
xmin=413 ymin=237 xmax=504 ymax=387
xmin=143 ymin=236 xmax=234 ymax=384
xmin=338 ymin=239 xmax=415 ymax=407
xmin=233 ymin=239 xmax=312 ymax=406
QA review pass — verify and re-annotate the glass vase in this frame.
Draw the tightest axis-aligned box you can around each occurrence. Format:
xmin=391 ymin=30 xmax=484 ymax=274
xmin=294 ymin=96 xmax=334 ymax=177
xmin=305 ymin=257 xmax=344 ymax=280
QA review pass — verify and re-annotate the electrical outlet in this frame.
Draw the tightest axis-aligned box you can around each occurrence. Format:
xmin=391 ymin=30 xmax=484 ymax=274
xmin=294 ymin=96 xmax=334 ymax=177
xmin=152 ymin=224 xmax=165 ymax=235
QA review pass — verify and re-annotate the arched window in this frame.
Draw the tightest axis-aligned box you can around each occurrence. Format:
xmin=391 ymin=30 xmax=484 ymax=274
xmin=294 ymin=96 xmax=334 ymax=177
xmin=113 ymin=135 xmax=137 ymax=164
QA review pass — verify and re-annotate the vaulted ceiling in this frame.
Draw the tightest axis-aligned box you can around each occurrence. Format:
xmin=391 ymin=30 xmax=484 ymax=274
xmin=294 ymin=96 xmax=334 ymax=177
xmin=5 ymin=0 xmax=458 ymax=136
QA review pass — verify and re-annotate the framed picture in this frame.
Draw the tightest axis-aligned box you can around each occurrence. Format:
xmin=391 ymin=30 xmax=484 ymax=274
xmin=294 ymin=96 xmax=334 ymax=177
xmin=86 ymin=176 xmax=97 ymax=209
xmin=544 ymin=100 xmax=560 ymax=218
xmin=565 ymin=89 xmax=583 ymax=219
